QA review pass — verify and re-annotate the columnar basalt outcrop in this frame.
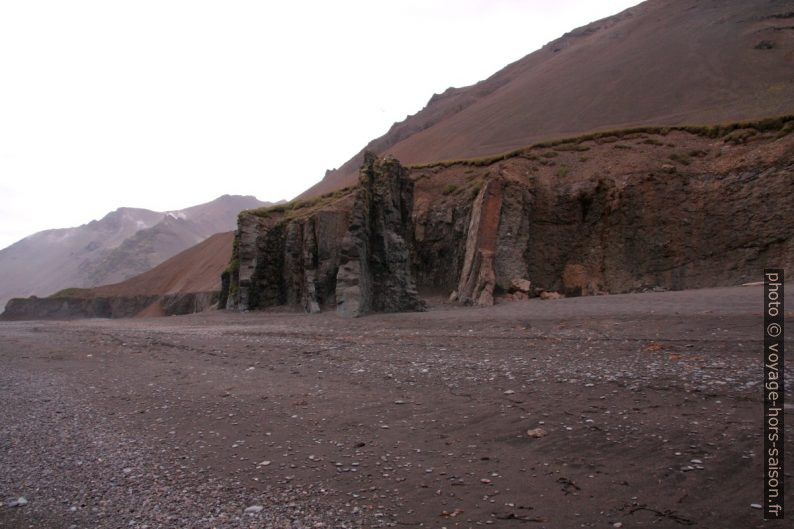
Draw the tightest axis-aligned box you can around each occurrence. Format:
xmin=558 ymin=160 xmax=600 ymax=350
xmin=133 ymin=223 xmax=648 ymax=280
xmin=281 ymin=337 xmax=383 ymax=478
xmin=225 ymin=208 xmax=351 ymax=313
xmin=451 ymin=176 xmax=533 ymax=306
xmin=455 ymin=179 xmax=503 ymax=306
xmin=225 ymin=121 xmax=794 ymax=316
xmin=336 ymin=154 xmax=426 ymax=317
xmin=224 ymin=154 xmax=426 ymax=317
xmin=413 ymin=172 xmax=532 ymax=307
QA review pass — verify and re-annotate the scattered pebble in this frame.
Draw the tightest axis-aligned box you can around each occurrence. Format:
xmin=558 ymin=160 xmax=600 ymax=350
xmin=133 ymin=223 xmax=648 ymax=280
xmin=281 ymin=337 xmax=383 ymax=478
xmin=527 ymin=427 xmax=548 ymax=438
xmin=8 ymin=497 xmax=28 ymax=508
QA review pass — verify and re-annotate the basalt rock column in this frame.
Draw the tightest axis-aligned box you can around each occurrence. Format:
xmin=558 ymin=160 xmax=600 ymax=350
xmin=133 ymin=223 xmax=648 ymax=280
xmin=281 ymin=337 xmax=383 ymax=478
xmin=336 ymin=154 xmax=426 ymax=317
xmin=456 ymin=178 xmax=505 ymax=306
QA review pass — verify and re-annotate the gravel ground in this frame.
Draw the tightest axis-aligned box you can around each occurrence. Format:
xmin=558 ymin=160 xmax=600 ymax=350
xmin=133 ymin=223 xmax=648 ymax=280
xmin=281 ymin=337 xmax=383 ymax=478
xmin=1 ymin=285 xmax=792 ymax=529
xmin=0 ymin=367 xmax=362 ymax=529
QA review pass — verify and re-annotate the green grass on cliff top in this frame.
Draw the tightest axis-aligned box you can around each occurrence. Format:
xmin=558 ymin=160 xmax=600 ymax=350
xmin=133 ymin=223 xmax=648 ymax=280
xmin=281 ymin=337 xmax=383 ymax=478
xmin=242 ymin=185 xmax=356 ymax=220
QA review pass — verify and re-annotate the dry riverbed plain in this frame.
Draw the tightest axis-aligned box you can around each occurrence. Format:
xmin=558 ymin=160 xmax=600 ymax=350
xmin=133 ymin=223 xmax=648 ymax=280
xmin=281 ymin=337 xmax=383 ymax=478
xmin=1 ymin=286 xmax=792 ymax=529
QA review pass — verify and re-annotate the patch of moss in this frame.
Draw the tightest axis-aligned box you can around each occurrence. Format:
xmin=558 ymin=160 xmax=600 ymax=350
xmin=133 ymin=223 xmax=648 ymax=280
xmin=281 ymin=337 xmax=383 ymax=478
xmin=243 ymin=185 xmax=356 ymax=221
xmin=249 ymin=204 xmax=287 ymax=217
xmin=724 ymin=129 xmax=757 ymax=145
xmin=469 ymin=180 xmax=483 ymax=198
xmin=49 ymin=288 xmax=93 ymax=299
xmin=225 ymin=257 xmax=239 ymax=276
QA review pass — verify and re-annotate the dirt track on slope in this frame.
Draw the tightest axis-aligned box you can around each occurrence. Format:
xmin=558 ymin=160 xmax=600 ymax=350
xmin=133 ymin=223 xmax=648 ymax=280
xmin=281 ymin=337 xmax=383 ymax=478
xmin=1 ymin=286 xmax=792 ymax=528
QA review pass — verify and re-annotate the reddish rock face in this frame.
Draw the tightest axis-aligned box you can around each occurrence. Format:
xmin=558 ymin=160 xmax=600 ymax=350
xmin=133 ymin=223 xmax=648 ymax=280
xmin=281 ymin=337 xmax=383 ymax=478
xmin=562 ymin=264 xmax=591 ymax=297
xmin=222 ymin=121 xmax=794 ymax=316
xmin=456 ymin=179 xmax=504 ymax=306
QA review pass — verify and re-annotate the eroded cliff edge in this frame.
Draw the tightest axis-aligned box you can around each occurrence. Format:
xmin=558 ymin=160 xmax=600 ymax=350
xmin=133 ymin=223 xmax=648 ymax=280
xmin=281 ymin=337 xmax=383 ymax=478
xmin=224 ymin=118 xmax=794 ymax=316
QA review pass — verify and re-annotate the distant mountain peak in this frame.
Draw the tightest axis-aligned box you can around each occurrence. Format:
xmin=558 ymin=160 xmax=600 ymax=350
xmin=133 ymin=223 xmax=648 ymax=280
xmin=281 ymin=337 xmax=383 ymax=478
xmin=0 ymin=194 xmax=271 ymax=309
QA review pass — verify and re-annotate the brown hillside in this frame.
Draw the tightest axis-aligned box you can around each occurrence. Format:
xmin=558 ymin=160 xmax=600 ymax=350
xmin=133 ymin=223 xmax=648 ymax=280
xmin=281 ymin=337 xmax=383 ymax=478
xmin=301 ymin=0 xmax=794 ymax=198
xmin=0 ymin=232 xmax=233 ymax=320
xmin=0 ymin=194 xmax=266 ymax=309
xmin=93 ymin=232 xmax=233 ymax=297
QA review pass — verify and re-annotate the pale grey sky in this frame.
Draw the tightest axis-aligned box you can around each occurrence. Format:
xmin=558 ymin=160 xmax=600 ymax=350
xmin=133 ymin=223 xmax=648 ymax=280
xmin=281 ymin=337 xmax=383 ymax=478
xmin=0 ymin=0 xmax=643 ymax=250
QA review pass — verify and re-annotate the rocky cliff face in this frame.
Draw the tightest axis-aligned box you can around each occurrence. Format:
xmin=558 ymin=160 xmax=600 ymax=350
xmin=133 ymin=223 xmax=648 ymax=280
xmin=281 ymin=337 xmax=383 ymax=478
xmin=1 ymin=291 xmax=219 ymax=320
xmin=227 ymin=119 xmax=794 ymax=315
xmin=225 ymin=205 xmax=352 ymax=314
xmin=224 ymin=154 xmax=425 ymax=317
xmin=335 ymin=154 xmax=426 ymax=317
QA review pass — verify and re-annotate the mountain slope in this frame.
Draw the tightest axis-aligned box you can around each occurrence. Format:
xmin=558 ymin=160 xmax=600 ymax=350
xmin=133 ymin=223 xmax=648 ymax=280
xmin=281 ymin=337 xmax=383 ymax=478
xmin=302 ymin=0 xmax=794 ymax=197
xmin=93 ymin=231 xmax=233 ymax=297
xmin=76 ymin=194 xmax=267 ymax=286
xmin=1 ymin=232 xmax=235 ymax=320
xmin=0 ymin=195 xmax=267 ymax=309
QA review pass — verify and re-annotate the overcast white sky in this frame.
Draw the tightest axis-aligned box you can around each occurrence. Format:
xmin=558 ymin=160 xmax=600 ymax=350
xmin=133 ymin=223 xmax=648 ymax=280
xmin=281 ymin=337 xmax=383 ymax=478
xmin=0 ymin=0 xmax=642 ymax=250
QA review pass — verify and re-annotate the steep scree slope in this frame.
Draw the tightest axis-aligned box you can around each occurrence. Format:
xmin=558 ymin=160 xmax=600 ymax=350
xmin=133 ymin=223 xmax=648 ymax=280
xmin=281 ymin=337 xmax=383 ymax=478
xmin=302 ymin=0 xmax=794 ymax=198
